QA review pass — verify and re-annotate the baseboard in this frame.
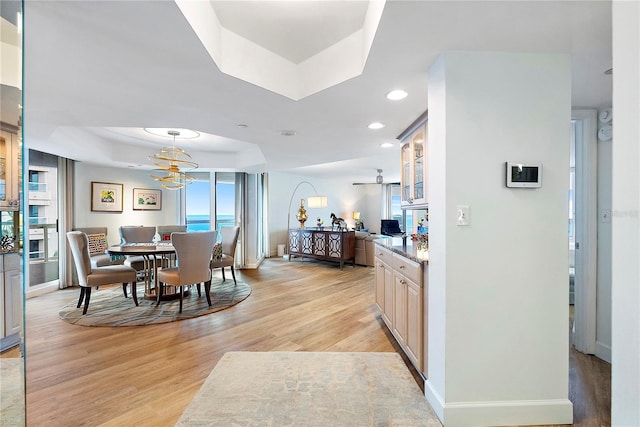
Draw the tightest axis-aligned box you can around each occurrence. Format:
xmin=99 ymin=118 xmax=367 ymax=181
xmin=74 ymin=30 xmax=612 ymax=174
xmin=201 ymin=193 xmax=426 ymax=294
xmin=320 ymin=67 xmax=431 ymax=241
xmin=424 ymin=379 xmax=445 ymax=422
xmin=244 ymin=255 xmax=264 ymax=269
xmin=595 ymin=340 xmax=612 ymax=363
xmin=425 ymin=377 xmax=573 ymax=427
xmin=26 ymin=282 xmax=60 ymax=299
xmin=440 ymin=398 xmax=573 ymax=426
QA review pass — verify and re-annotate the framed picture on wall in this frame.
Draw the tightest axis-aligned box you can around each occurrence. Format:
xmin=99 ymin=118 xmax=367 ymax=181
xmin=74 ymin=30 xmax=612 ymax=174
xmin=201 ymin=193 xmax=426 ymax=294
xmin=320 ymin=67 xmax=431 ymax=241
xmin=91 ymin=181 xmax=124 ymax=212
xmin=133 ymin=188 xmax=162 ymax=211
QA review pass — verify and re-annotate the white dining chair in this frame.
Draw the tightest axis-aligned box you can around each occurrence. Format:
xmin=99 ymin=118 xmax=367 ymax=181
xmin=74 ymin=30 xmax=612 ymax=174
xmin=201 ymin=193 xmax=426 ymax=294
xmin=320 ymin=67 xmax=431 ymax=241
xmin=156 ymin=231 xmax=217 ymax=313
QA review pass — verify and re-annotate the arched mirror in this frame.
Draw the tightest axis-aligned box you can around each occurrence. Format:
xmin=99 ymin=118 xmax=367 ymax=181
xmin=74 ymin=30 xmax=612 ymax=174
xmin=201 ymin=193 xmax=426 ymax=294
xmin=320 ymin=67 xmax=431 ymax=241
xmin=0 ymin=0 xmax=25 ymax=424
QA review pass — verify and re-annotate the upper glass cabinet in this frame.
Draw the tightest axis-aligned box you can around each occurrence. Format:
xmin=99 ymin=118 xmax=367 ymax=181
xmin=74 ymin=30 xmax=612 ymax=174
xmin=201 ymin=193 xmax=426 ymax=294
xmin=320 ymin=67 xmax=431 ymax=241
xmin=400 ymin=121 xmax=428 ymax=208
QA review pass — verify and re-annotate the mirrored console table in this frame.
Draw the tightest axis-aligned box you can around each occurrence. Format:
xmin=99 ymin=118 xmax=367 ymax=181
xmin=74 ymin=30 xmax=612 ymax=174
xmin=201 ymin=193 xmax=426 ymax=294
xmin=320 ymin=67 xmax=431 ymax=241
xmin=288 ymin=229 xmax=355 ymax=270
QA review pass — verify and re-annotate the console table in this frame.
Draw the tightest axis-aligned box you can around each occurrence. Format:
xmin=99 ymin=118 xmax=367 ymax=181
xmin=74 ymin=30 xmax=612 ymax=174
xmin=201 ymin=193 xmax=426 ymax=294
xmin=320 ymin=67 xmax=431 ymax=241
xmin=288 ymin=229 xmax=355 ymax=269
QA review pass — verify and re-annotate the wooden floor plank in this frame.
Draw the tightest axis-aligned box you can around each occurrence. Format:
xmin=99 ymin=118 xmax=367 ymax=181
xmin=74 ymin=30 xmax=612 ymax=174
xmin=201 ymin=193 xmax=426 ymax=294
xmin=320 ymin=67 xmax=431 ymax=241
xmin=23 ymin=258 xmax=610 ymax=426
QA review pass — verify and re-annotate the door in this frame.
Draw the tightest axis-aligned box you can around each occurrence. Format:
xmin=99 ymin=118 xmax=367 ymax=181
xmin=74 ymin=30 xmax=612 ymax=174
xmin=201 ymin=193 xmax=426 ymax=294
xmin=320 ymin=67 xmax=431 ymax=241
xmin=571 ymin=110 xmax=598 ymax=355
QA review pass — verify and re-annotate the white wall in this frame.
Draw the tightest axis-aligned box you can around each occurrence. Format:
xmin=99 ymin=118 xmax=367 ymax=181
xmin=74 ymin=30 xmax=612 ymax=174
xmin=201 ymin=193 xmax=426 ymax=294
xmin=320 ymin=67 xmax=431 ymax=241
xmin=426 ymin=52 xmax=572 ymax=425
xmin=74 ymin=163 xmax=180 ymax=244
xmin=611 ymin=1 xmax=640 ymax=424
xmin=267 ymin=172 xmax=384 ymax=257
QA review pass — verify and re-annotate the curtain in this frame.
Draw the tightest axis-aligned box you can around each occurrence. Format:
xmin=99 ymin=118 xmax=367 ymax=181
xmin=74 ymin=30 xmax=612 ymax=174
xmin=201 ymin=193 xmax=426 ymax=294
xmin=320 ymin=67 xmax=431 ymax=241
xmin=58 ymin=157 xmax=75 ymax=289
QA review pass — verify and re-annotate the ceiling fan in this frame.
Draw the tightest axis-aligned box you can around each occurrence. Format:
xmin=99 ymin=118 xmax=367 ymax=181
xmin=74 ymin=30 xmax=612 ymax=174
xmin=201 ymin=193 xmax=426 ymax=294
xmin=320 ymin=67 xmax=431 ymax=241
xmin=353 ymin=169 xmax=391 ymax=185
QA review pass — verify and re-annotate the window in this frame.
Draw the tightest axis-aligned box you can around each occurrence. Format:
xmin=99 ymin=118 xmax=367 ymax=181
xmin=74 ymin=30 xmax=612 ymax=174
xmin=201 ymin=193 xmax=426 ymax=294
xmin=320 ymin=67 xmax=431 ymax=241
xmin=215 ymin=172 xmax=236 ymax=231
xmin=186 ymin=172 xmax=211 ymax=232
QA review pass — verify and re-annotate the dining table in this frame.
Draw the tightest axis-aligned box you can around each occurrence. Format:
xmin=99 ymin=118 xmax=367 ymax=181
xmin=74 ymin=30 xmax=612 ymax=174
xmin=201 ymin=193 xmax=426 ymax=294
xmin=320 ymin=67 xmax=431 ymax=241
xmin=105 ymin=243 xmax=181 ymax=300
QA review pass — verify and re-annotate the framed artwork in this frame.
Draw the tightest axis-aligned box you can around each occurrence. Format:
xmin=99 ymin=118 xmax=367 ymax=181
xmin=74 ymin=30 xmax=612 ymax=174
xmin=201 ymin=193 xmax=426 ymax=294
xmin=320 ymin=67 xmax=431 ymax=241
xmin=133 ymin=188 xmax=162 ymax=211
xmin=91 ymin=181 xmax=124 ymax=212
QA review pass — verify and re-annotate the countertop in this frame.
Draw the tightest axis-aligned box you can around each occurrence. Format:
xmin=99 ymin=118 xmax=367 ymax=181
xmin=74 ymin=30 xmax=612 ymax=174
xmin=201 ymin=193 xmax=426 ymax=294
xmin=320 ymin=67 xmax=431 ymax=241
xmin=374 ymin=235 xmax=429 ymax=265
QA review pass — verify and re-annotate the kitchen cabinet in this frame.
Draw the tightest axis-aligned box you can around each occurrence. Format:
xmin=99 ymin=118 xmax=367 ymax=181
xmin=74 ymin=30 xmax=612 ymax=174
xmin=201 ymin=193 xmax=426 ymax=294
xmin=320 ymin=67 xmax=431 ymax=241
xmin=374 ymin=243 xmax=425 ymax=375
xmin=1 ymin=252 xmax=23 ymax=351
xmin=0 ymin=130 xmax=21 ymax=211
xmin=400 ymin=121 xmax=428 ymax=208
xmin=375 ymin=245 xmax=394 ymax=327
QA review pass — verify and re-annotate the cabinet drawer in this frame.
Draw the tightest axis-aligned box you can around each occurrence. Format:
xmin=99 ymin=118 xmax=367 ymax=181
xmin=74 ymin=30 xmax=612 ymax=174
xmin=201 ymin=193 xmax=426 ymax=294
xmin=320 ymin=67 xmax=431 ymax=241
xmin=374 ymin=245 xmax=393 ymax=264
xmin=393 ymin=253 xmax=422 ymax=285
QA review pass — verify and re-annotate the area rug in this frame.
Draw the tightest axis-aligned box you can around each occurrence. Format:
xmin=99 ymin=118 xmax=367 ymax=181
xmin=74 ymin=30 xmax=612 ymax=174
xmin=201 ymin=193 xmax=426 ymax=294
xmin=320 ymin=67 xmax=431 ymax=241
xmin=0 ymin=358 xmax=25 ymax=426
xmin=58 ymin=279 xmax=251 ymax=327
xmin=175 ymin=351 xmax=442 ymax=426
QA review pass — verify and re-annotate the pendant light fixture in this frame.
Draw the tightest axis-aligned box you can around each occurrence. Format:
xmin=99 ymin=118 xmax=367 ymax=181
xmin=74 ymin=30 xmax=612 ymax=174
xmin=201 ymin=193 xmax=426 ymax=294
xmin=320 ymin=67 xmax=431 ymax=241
xmin=149 ymin=130 xmax=198 ymax=190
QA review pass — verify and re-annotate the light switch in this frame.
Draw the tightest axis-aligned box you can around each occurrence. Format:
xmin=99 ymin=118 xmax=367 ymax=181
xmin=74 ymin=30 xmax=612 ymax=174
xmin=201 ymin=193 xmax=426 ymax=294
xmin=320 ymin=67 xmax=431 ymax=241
xmin=457 ymin=205 xmax=470 ymax=226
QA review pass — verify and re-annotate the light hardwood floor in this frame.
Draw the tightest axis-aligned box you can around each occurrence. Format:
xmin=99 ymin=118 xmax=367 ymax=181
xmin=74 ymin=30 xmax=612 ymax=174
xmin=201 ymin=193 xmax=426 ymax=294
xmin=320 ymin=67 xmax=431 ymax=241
xmin=23 ymin=258 xmax=610 ymax=426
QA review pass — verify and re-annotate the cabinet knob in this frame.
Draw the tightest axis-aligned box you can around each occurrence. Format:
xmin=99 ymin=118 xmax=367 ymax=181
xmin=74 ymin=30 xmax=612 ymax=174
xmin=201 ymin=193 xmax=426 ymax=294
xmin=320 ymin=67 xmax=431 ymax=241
xmin=399 ymin=265 xmax=405 ymax=269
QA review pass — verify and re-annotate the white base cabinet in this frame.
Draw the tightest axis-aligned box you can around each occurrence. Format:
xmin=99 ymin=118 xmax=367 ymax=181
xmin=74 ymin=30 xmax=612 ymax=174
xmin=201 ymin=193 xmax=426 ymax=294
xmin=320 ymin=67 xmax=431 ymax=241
xmin=375 ymin=245 xmax=426 ymax=376
xmin=1 ymin=252 xmax=22 ymax=351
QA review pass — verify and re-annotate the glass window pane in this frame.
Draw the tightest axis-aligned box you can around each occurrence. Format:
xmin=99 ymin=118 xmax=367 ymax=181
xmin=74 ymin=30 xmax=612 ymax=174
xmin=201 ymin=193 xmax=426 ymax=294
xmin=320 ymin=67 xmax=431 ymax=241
xmin=186 ymin=173 xmax=211 ymax=231
xmin=216 ymin=172 xmax=236 ymax=231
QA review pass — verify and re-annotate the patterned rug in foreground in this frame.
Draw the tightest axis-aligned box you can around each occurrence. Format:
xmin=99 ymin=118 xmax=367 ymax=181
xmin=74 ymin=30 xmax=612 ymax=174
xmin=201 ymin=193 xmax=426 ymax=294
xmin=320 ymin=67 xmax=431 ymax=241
xmin=176 ymin=351 xmax=442 ymax=426
xmin=58 ymin=279 xmax=251 ymax=327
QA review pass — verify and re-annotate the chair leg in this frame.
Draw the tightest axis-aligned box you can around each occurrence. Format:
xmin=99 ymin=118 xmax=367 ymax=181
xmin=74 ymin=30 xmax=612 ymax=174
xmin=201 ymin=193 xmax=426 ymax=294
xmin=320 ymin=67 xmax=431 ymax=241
xmin=204 ymin=280 xmax=212 ymax=306
xmin=221 ymin=267 xmax=226 ymax=282
xmin=197 ymin=283 xmax=201 ymax=297
xmin=77 ymin=287 xmax=86 ymax=308
xmin=156 ymin=282 xmax=163 ymax=306
xmin=122 ymin=283 xmax=128 ymax=298
xmin=230 ymin=266 xmax=237 ymax=285
xmin=82 ymin=287 xmax=92 ymax=315
xmin=131 ymin=282 xmax=138 ymax=306
xmin=179 ymin=286 xmax=183 ymax=313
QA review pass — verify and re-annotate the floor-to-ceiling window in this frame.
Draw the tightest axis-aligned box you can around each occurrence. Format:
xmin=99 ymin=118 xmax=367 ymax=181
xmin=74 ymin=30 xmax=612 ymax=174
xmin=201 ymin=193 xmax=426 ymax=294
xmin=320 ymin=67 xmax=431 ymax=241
xmin=185 ymin=172 xmax=211 ymax=232
xmin=185 ymin=171 xmax=265 ymax=268
xmin=27 ymin=150 xmax=59 ymax=288
xmin=215 ymin=172 xmax=237 ymax=231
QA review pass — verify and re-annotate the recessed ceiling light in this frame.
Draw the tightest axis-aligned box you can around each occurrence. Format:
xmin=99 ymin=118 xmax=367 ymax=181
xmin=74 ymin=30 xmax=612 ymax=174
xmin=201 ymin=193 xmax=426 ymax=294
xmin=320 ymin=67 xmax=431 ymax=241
xmin=144 ymin=128 xmax=200 ymax=139
xmin=281 ymin=130 xmax=296 ymax=136
xmin=368 ymin=122 xmax=385 ymax=130
xmin=386 ymin=89 xmax=408 ymax=101
xmin=237 ymin=124 xmax=248 ymax=128
xmin=380 ymin=142 xmax=395 ymax=148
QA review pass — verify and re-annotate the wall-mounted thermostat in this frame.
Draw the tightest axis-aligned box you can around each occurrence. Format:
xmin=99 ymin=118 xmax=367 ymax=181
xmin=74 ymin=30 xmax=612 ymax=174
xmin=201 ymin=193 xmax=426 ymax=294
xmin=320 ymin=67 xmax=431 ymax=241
xmin=505 ymin=162 xmax=542 ymax=188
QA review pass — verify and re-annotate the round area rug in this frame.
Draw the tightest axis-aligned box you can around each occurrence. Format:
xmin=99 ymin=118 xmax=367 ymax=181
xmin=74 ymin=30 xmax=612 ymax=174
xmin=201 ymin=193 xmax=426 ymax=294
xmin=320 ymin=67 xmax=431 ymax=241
xmin=58 ymin=279 xmax=251 ymax=326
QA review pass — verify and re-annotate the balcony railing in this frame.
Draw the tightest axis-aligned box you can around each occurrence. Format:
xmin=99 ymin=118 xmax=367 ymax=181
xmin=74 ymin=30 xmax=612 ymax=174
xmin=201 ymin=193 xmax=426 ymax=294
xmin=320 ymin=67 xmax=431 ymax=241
xmin=29 ymin=216 xmax=50 ymax=225
xmin=28 ymin=182 xmax=47 ymax=192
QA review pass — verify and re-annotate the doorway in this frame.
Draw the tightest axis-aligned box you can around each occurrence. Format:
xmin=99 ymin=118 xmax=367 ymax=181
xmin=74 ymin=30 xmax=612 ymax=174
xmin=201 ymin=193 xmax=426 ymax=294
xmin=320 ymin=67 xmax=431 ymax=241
xmin=571 ymin=109 xmax=598 ymax=355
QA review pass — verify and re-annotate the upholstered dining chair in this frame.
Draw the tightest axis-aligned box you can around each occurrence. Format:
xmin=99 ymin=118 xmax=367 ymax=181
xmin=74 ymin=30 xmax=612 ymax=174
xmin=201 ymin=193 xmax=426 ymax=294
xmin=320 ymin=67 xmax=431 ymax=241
xmin=210 ymin=226 xmax=240 ymax=285
xmin=156 ymin=225 xmax=187 ymax=242
xmin=156 ymin=231 xmax=217 ymax=313
xmin=67 ymin=231 xmax=138 ymax=315
xmin=119 ymin=225 xmax=157 ymax=279
xmin=74 ymin=227 xmax=123 ymax=268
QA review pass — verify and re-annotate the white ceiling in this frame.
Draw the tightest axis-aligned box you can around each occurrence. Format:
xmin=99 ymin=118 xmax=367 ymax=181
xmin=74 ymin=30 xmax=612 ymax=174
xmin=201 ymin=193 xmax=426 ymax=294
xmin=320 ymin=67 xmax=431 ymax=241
xmin=23 ymin=1 xmax=612 ymax=185
xmin=211 ymin=0 xmax=369 ymax=64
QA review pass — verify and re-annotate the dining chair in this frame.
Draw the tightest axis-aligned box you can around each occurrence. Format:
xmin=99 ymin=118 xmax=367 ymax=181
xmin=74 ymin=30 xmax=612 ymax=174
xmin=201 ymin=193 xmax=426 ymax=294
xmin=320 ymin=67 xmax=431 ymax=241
xmin=156 ymin=225 xmax=187 ymax=242
xmin=210 ymin=226 xmax=240 ymax=285
xmin=156 ymin=231 xmax=217 ymax=313
xmin=67 ymin=231 xmax=138 ymax=315
xmin=119 ymin=225 xmax=157 ymax=282
xmin=155 ymin=225 xmax=187 ymax=268
xmin=74 ymin=226 xmax=124 ymax=267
